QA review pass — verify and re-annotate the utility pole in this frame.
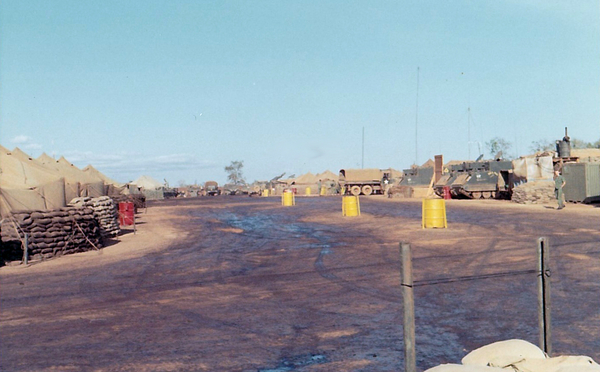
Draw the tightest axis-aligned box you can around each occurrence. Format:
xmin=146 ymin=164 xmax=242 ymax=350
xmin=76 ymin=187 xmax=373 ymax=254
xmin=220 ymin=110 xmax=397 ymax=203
xmin=362 ymin=126 xmax=365 ymax=169
xmin=467 ymin=107 xmax=471 ymax=160
xmin=415 ymin=67 xmax=420 ymax=166
xmin=401 ymin=242 xmax=416 ymax=372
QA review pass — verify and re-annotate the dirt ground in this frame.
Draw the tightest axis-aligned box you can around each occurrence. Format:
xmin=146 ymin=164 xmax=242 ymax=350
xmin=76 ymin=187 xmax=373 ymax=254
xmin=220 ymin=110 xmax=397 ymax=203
xmin=1 ymin=196 xmax=599 ymax=372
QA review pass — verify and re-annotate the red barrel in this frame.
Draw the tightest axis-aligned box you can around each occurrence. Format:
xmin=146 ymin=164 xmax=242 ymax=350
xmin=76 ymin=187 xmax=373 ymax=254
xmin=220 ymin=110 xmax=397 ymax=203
xmin=442 ymin=186 xmax=451 ymax=200
xmin=119 ymin=202 xmax=135 ymax=226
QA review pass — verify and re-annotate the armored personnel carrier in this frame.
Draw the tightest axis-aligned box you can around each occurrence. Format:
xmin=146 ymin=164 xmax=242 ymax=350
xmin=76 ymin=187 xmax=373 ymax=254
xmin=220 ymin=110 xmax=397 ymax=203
xmin=434 ymin=159 xmax=513 ymax=199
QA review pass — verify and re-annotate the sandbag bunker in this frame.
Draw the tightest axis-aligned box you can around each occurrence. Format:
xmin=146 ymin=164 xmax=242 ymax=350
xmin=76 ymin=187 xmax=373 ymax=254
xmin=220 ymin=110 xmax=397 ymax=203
xmin=1 ymin=196 xmax=122 ymax=262
xmin=426 ymin=339 xmax=600 ymax=372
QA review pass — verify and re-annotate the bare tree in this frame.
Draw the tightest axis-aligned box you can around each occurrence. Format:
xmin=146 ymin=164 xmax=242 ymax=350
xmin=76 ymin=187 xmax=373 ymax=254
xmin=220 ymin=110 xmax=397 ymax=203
xmin=530 ymin=137 xmax=600 ymax=153
xmin=529 ymin=139 xmax=555 ymax=153
xmin=225 ymin=161 xmax=245 ymax=185
xmin=571 ymin=138 xmax=600 ymax=149
xmin=485 ymin=137 xmax=512 ymax=159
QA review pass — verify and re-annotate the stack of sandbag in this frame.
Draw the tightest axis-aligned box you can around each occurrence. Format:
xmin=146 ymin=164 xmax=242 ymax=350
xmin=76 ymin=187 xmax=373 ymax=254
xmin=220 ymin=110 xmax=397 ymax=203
xmin=425 ymin=339 xmax=600 ymax=372
xmin=0 ymin=207 xmax=102 ymax=260
xmin=511 ymin=181 xmax=555 ymax=204
xmin=69 ymin=196 xmax=120 ymax=237
xmin=387 ymin=185 xmax=414 ymax=198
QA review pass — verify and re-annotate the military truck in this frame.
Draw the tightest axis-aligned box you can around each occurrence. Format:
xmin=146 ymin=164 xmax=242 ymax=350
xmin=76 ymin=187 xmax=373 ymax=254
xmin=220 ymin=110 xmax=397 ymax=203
xmin=338 ymin=168 xmax=392 ymax=196
xmin=204 ymin=181 xmax=221 ymax=196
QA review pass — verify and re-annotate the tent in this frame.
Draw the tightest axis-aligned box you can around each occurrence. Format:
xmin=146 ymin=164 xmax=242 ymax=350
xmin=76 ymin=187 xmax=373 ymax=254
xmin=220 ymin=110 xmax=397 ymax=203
xmin=132 ymin=175 xmax=164 ymax=190
xmin=37 ymin=154 xmax=105 ymax=201
xmin=316 ymin=170 xmax=338 ymax=181
xmin=293 ymin=172 xmax=318 ymax=184
xmin=82 ymin=164 xmax=123 ymax=196
xmin=0 ymin=147 xmax=67 ymax=216
xmin=0 ymin=147 xmax=114 ymax=217
xmin=131 ymin=175 xmax=165 ymax=200
xmin=82 ymin=164 xmax=121 ymax=187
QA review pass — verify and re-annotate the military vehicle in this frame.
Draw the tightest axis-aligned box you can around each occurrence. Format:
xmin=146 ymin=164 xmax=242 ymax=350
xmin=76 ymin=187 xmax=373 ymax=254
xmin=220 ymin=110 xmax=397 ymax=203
xmin=339 ymin=168 xmax=392 ymax=196
xmin=249 ymin=173 xmax=287 ymax=196
xmin=204 ymin=181 xmax=220 ymax=196
xmin=434 ymin=159 xmax=513 ymax=199
xmin=399 ymin=166 xmax=434 ymax=187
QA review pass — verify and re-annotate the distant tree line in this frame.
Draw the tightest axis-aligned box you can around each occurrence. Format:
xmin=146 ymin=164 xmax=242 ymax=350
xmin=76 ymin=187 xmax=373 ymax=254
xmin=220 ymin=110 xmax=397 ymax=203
xmin=483 ymin=136 xmax=599 ymax=160
xmin=529 ymin=138 xmax=600 ymax=153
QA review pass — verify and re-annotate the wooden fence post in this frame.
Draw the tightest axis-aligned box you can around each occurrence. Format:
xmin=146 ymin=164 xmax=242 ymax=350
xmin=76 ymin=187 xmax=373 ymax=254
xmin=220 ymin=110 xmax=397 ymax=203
xmin=401 ymin=242 xmax=416 ymax=372
xmin=537 ymin=237 xmax=552 ymax=355
xmin=23 ymin=233 xmax=29 ymax=265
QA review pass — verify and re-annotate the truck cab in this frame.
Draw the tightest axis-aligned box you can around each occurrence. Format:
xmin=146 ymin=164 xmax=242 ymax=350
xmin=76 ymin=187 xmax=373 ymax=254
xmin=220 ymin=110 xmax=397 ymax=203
xmin=204 ymin=181 xmax=221 ymax=196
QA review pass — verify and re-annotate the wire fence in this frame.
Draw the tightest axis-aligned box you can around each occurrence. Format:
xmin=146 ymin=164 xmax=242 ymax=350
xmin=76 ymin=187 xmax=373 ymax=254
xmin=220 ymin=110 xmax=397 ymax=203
xmin=400 ymin=238 xmax=555 ymax=372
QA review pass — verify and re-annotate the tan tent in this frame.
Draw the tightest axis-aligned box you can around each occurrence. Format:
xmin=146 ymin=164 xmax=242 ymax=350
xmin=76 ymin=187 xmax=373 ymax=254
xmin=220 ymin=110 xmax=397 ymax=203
xmin=421 ymin=159 xmax=435 ymax=168
xmin=0 ymin=148 xmax=67 ymax=216
xmin=82 ymin=164 xmax=121 ymax=187
xmin=56 ymin=156 xmax=105 ymax=197
xmin=316 ymin=170 xmax=338 ymax=181
xmin=131 ymin=175 xmax=165 ymax=200
xmin=132 ymin=175 xmax=164 ymax=190
xmin=37 ymin=154 xmax=105 ymax=200
xmin=82 ymin=164 xmax=123 ymax=196
xmin=294 ymin=172 xmax=318 ymax=184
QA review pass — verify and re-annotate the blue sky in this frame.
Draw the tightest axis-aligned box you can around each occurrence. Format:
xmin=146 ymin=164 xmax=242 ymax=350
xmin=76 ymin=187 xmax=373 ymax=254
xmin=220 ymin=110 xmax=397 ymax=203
xmin=1 ymin=1 xmax=599 ymax=185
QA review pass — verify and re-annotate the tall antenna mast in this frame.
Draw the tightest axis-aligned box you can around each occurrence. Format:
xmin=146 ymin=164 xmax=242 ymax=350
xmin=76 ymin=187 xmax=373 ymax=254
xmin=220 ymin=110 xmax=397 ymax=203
xmin=415 ymin=67 xmax=420 ymax=166
xmin=467 ymin=107 xmax=471 ymax=160
xmin=362 ymin=126 xmax=365 ymax=169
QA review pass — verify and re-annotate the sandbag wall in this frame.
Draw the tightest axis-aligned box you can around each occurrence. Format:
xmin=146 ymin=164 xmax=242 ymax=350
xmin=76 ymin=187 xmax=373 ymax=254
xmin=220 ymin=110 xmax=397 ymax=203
xmin=69 ymin=196 xmax=120 ymax=237
xmin=1 ymin=207 xmax=102 ymax=260
xmin=511 ymin=180 xmax=555 ymax=204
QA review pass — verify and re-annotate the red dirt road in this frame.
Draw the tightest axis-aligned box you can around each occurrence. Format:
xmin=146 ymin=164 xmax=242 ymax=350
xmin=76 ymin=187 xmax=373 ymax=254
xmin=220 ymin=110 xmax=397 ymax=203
xmin=1 ymin=197 xmax=599 ymax=371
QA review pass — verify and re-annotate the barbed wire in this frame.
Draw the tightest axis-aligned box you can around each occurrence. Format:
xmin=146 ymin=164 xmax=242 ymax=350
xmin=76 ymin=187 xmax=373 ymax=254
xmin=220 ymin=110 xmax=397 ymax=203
xmin=413 ymin=269 xmax=538 ymax=287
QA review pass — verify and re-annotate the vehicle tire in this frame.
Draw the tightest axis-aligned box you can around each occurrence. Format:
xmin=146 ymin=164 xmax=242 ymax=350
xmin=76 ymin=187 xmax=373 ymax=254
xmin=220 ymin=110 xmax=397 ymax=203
xmin=483 ymin=191 xmax=492 ymax=199
xmin=350 ymin=186 xmax=361 ymax=196
xmin=472 ymin=191 xmax=482 ymax=199
xmin=361 ymin=185 xmax=373 ymax=195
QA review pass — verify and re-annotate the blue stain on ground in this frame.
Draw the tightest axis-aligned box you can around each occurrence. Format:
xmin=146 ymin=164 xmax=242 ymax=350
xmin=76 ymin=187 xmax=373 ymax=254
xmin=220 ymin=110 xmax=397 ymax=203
xmin=257 ymin=354 xmax=327 ymax=371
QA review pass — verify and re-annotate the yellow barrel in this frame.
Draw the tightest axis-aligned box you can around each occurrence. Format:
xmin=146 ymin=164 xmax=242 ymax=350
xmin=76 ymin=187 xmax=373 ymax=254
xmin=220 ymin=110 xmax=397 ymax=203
xmin=422 ymin=198 xmax=447 ymax=228
xmin=282 ymin=191 xmax=295 ymax=206
xmin=305 ymin=187 xmax=311 ymax=196
xmin=262 ymin=189 xmax=269 ymax=197
xmin=320 ymin=186 xmax=326 ymax=196
xmin=342 ymin=195 xmax=360 ymax=217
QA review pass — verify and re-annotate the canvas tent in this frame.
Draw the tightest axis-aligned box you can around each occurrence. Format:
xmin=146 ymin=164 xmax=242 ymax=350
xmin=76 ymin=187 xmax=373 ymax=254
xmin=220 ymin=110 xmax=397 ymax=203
xmin=293 ymin=172 xmax=318 ymax=184
xmin=0 ymin=147 xmax=112 ymax=217
xmin=37 ymin=154 xmax=105 ymax=201
xmin=131 ymin=175 xmax=165 ymax=200
xmin=132 ymin=175 xmax=164 ymax=190
xmin=82 ymin=164 xmax=121 ymax=187
xmin=316 ymin=170 xmax=338 ymax=182
xmin=0 ymin=147 xmax=67 ymax=216
xmin=82 ymin=164 xmax=123 ymax=196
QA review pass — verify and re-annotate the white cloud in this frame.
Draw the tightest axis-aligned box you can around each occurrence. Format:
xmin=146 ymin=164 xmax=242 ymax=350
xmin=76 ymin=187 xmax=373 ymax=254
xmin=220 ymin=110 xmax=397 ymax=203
xmin=62 ymin=150 xmax=219 ymax=182
xmin=11 ymin=135 xmax=32 ymax=144
xmin=9 ymin=135 xmax=42 ymax=153
xmin=23 ymin=143 xmax=43 ymax=150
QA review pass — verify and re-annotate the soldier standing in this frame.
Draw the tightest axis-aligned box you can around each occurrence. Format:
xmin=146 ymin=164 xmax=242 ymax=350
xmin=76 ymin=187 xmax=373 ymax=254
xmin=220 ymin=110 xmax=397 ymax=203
xmin=554 ymin=170 xmax=566 ymax=210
